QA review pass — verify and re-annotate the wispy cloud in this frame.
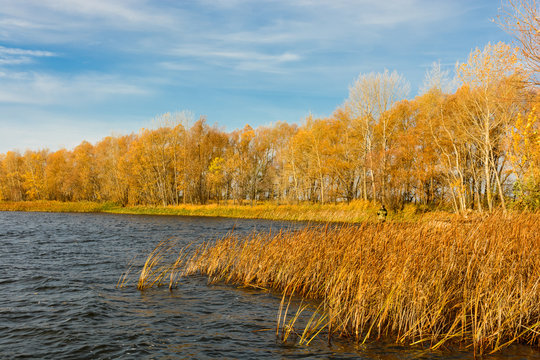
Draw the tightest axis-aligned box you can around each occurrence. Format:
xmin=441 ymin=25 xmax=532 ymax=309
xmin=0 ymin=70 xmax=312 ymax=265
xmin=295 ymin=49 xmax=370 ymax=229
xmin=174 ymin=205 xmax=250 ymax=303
xmin=0 ymin=45 xmax=56 ymax=65
xmin=0 ymin=71 xmax=148 ymax=105
xmin=43 ymin=0 xmax=178 ymax=30
xmin=0 ymin=0 xmax=509 ymax=153
xmin=168 ymin=45 xmax=301 ymax=73
xmin=158 ymin=62 xmax=198 ymax=72
xmin=0 ymin=0 xmax=179 ymax=45
xmin=0 ymin=46 xmax=55 ymax=57
xmin=1 ymin=0 xmax=462 ymax=47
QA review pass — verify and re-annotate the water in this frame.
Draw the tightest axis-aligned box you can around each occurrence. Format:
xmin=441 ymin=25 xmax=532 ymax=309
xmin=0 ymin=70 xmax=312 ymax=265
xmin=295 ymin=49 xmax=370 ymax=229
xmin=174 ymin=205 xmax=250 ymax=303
xmin=0 ymin=211 xmax=538 ymax=359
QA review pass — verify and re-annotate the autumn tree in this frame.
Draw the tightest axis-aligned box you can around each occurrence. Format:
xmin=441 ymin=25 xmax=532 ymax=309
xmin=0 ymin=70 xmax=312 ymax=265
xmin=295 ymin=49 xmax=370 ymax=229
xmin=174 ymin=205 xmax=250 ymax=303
xmin=428 ymin=89 xmax=475 ymax=212
xmin=154 ymin=111 xmax=193 ymax=205
xmin=0 ymin=38 xmax=536 ymax=214
xmin=456 ymin=42 xmax=527 ymax=211
xmin=0 ymin=154 xmax=6 ymax=200
xmin=382 ymin=99 xmax=425 ymax=208
xmin=0 ymin=151 xmax=25 ymax=201
xmin=508 ymin=101 xmax=540 ymax=208
xmin=94 ymin=135 xmax=133 ymax=205
xmin=207 ymin=156 xmax=226 ymax=203
xmin=249 ymin=125 xmax=279 ymax=202
xmin=228 ymin=125 xmax=256 ymax=203
xmin=127 ymin=129 xmax=165 ymax=205
xmin=406 ymin=92 xmax=447 ymax=207
xmin=184 ymin=117 xmax=227 ymax=204
xmin=265 ymin=121 xmax=298 ymax=203
xmin=71 ymin=141 xmax=99 ymax=201
xmin=289 ymin=116 xmax=336 ymax=203
xmin=328 ymin=107 xmax=363 ymax=202
xmin=420 ymin=61 xmax=457 ymax=95
xmin=497 ymin=0 xmax=539 ymax=85
xmin=45 ymin=149 xmax=74 ymax=201
xmin=21 ymin=150 xmax=49 ymax=200
xmin=346 ymin=70 xmax=410 ymax=204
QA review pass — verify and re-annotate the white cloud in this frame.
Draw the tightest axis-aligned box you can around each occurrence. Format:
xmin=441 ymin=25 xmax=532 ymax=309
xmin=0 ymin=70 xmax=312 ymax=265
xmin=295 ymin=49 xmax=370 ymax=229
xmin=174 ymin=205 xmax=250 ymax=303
xmin=43 ymin=0 xmax=177 ymax=28
xmin=0 ymin=17 xmax=44 ymax=30
xmin=159 ymin=62 xmax=198 ymax=72
xmin=0 ymin=45 xmax=56 ymax=66
xmin=167 ymin=45 xmax=301 ymax=73
xmin=0 ymin=46 xmax=55 ymax=57
xmin=0 ymin=57 xmax=31 ymax=65
xmin=0 ymin=0 xmax=180 ymax=45
xmin=0 ymin=0 xmax=461 ymax=46
xmin=171 ymin=46 xmax=300 ymax=62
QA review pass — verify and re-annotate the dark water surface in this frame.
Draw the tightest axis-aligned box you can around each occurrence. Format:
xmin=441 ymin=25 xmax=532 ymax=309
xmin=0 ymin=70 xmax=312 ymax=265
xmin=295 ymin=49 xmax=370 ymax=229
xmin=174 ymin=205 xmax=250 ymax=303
xmin=0 ymin=211 xmax=538 ymax=359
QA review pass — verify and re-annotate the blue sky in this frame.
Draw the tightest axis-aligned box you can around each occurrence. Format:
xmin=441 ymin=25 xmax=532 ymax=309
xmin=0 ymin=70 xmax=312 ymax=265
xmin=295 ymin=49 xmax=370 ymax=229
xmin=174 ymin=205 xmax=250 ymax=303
xmin=0 ymin=0 xmax=512 ymax=153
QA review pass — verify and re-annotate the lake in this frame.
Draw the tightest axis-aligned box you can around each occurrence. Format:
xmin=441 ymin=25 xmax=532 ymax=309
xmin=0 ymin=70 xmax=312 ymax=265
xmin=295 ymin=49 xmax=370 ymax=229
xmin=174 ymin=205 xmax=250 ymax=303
xmin=1 ymin=211 xmax=538 ymax=359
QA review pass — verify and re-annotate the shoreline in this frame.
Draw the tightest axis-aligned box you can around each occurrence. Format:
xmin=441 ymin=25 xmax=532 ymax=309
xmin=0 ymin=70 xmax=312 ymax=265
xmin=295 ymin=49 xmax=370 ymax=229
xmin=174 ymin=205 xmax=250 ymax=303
xmin=0 ymin=200 xmax=457 ymax=223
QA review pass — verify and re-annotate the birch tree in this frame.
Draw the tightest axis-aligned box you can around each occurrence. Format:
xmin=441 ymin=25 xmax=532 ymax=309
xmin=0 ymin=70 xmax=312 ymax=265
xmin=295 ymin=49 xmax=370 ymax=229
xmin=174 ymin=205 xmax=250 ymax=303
xmin=497 ymin=0 xmax=539 ymax=85
xmin=457 ymin=42 xmax=526 ymax=211
xmin=346 ymin=70 xmax=410 ymax=203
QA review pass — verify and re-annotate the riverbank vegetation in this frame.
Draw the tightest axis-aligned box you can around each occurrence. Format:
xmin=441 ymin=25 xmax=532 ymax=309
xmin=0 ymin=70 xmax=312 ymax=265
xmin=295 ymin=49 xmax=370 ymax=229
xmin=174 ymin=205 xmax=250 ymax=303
xmin=0 ymin=199 xmax=452 ymax=223
xmin=1 ymin=41 xmax=538 ymax=214
xmin=133 ymin=213 xmax=539 ymax=355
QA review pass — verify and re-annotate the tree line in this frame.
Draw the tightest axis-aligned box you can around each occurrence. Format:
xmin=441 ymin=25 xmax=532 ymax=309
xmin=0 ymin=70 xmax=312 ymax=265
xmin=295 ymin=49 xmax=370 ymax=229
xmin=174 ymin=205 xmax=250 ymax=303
xmin=1 ymin=42 xmax=538 ymax=212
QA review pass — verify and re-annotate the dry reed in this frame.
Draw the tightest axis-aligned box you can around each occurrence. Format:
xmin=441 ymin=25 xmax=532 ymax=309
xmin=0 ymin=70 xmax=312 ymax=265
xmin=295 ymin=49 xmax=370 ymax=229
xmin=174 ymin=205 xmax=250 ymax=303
xmin=136 ymin=213 xmax=540 ymax=355
xmin=0 ymin=199 xmax=414 ymax=222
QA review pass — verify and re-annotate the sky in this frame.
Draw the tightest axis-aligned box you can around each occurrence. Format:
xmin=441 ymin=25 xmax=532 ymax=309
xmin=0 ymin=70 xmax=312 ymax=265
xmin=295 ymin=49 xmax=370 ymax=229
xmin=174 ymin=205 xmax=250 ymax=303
xmin=0 ymin=0 xmax=514 ymax=153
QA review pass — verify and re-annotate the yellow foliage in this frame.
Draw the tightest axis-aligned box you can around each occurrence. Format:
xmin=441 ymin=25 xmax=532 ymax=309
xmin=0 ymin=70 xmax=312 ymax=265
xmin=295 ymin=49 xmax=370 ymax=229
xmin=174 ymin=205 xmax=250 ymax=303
xmin=509 ymin=105 xmax=540 ymax=174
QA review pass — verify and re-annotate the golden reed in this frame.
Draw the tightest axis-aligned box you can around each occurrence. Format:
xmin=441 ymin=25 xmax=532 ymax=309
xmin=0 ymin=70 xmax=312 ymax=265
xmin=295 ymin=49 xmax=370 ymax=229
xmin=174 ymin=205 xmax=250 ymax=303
xmin=134 ymin=213 xmax=539 ymax=355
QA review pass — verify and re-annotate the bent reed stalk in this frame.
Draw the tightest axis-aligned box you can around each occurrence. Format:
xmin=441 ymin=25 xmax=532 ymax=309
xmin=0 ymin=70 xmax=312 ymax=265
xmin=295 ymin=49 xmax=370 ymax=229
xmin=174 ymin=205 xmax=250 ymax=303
xmin=134 ymin=213 xmax=539 ymax=355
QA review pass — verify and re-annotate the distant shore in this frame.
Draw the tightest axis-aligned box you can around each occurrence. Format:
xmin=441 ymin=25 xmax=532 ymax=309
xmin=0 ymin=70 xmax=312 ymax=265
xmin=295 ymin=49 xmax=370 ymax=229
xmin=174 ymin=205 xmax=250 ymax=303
xmin=0 ymin=200 xmax=461 ymax=223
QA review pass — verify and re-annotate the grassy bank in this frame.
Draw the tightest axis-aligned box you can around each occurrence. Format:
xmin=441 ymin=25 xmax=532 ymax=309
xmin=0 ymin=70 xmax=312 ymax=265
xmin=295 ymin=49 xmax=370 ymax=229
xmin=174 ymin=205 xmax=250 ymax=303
xmin=0 ymin=200 xmax=452 ymax=223
xmin=0 ymin=200 xmax=116 ymax=213
xmin=135 ymin=213 xmax=540 ymax=355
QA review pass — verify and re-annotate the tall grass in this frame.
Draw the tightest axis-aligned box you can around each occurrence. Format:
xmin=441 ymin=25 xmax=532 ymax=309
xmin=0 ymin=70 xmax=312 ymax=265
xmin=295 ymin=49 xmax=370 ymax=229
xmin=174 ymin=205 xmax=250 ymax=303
xmin=0 ymin=200 xmax=115 ymax=213
xmin=1 ymin=199 xmax=436 ymax=222
xmin=109 ymin=199 xmax=386 ymax=222
xmin=138 ymin=213 xmax=539 ymax=354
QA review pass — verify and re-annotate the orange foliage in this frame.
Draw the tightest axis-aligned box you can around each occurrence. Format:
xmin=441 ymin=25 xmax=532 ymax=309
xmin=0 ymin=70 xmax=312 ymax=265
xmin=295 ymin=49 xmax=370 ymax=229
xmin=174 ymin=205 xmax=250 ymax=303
xmin=0 ymin=43 xmax=537 ymax=211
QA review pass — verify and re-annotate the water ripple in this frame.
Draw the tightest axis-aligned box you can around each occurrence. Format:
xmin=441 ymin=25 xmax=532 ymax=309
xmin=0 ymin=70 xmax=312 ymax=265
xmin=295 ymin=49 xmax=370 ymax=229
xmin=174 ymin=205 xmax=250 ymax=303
xmin=0 ymin=211 xmax=538 ymax=359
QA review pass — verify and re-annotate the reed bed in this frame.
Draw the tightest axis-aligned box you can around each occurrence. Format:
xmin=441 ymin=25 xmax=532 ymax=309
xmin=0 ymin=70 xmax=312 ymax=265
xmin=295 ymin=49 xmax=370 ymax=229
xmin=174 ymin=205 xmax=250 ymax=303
xmin=136 ymin=213 xmax=539 ymax=355
xmin=102 ymin=200 xmax=384 ymax=222
xmin=1 ymin=199 xmax=422 ymax=222
xmin=0 ymin=200 xmax=115 ymax=213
